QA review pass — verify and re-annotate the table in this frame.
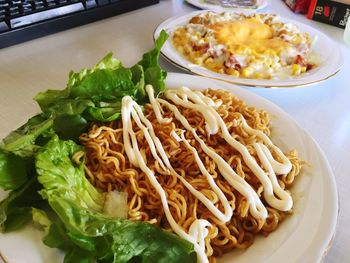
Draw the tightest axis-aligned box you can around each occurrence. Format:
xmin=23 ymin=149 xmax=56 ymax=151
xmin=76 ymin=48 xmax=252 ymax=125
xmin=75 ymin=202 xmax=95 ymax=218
xmin=0 ymin=0 xmax=348 ymax=262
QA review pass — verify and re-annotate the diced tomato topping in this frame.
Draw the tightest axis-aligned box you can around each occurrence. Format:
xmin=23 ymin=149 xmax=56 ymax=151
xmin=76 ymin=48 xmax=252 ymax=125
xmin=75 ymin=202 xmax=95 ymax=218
xmin=192 ymin=43 xmax=210 ymax=54
xmin=294 ymin=55 xmax=313 ymax=71
xmin=294 ymin=55 xmax=306 ymax=66
xmin=224 ymin=54 xmax=241 ymax=70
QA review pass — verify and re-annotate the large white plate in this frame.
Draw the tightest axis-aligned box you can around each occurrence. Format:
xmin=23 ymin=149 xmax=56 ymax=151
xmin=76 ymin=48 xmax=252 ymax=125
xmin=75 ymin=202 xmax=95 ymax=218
xmin=185 ymin=0 xmax=268 ymax=11
xmin=0 ymin=73 xmax=338 ymax=263
xmin=154 ymin=11 xmax=343 ymax=88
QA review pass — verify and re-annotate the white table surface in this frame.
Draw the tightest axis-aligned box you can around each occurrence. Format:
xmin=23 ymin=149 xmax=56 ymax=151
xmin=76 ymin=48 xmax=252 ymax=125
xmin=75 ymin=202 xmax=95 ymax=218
xmin=0 ymin=0 xmax=349 ymax=262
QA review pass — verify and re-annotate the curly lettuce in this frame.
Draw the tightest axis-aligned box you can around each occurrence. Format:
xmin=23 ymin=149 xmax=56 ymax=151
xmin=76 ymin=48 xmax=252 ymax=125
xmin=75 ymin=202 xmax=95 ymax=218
xmin=0 ymin=31 xmax=197 ymax=263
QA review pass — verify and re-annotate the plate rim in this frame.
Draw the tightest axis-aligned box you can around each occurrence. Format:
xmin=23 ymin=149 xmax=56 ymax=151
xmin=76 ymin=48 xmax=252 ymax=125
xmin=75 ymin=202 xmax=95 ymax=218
xmin=154 ymin=10 xmax=343 ymax=88
xmin=184 ymin=0 xmax=268 ymax=11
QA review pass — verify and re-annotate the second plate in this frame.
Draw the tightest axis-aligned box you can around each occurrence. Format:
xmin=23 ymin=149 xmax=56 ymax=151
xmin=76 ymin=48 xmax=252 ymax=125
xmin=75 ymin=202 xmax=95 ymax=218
xmin=154 ymin=11 xmax=342 ymax=88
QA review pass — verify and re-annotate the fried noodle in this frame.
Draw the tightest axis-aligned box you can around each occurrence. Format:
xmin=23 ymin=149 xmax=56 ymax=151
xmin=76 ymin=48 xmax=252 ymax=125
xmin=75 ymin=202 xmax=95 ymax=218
xmin=78 ymin=88 xmax=302 ymax=262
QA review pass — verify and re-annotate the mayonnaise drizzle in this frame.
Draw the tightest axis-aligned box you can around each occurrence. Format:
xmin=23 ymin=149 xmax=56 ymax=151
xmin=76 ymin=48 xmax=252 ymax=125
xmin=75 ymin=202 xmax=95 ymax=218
xmin=164 ymin=86 xmax=293 ymax=211
xmin=123 ymin=95 xmax=213 ymax=263
xmin=121 ymin=85 xmax=294 ymax=263
xmin=154 ymin=96 xmax=268 ymax=220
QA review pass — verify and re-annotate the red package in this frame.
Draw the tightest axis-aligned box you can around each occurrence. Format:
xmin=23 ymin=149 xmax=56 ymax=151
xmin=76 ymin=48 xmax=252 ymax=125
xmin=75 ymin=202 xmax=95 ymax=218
xmin=307 ymin=0 xmax=350 ymax=28
xmin=283 ymin=0 xmax=312 ymax=13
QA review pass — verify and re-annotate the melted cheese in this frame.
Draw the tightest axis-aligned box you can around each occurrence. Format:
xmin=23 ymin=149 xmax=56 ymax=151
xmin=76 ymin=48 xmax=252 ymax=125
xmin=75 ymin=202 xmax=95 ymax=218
xmin=210 ymin=17 xmax=290 ymax=53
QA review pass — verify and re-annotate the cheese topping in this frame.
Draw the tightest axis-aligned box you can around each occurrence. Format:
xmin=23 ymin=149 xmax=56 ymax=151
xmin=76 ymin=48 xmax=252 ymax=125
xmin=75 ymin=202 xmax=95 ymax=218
xmin=172 ymin=12 xmax=317 ymax=79
xmin=211 ymin=18 xmax=290 ymax=53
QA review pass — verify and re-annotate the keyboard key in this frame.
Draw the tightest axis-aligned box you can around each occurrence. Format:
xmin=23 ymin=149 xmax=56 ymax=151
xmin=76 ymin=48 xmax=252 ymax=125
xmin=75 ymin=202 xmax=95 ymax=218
xmin=29 ymin=0 xmax=36 ymax=9
xmin=84 ymin=0 xmax=96 ymax=8
xmin=10 ymin=5 xmax=19 ymax=11
xmin=22 ymin=3 xmax=33 ymax=13
xmin=96 ymin=0 xmax=108 ymax=6
xmin=35 ymin=2 xmax=45 ymax=9
xmin=0 ymin=21 xmax=8 ymax=32
xmin=10 ymin=2 xmax=84 ymax=28
xmin=10 ymin=6 xmax=20 ymax=16
xmin=10 ymin=10 xmax=19 ymax=16
xmin=1 ymin=4 xmax=10 ymax=18
xmin=46 ymin=0 xmax=57 ymax=7
xmin=0 ymin=2 xmax=9 ymax=8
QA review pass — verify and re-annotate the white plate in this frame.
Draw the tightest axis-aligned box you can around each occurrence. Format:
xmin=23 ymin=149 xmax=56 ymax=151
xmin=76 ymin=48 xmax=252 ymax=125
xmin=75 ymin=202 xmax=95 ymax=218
xmin=154 ymin=11 xmax=343 ymax=88
xmin=0 ymin=73 xmax=338 ymax=263
xmin=185 ymin=0 xmax=268 ymax=11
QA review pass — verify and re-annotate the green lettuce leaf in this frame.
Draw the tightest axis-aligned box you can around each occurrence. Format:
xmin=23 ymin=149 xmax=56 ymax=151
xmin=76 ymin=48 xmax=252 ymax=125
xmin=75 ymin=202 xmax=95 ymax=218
xmin=53 ymin=115 xmax=88 ymax=142
xmin=32 ymin=207 xmax=52 ymax=232
xmin=32 ymin=31 xmax=169 ymax=140
xmin=0 ymin=114 xmax=54 ymax=190
xmin=0 ymin=150 xmax=28 ymax=190
xmin=1 ymin=114 xmax=54 ymax=157
xmin=137 ymin=30 xmax=168 ymax=97
xmin=36 ymin=136 xmax=196 ymax=263
xmin=69 ymin=67 xmax=137 ymax=101
xmin=44 ymin=220 xmax=74 ymax=251
xmin=0 ymin=177 xmax=46 ymax=232
xmin=44 ymin=99 xmax=94 ymax=116
xmin=86 ymin=103 xmax=122 ymax=122
xmin=67 ymin=53 xmax=123 ymax=93
xmin=34 ymin=51 xmax=140 ymax=122
xmin=36 ymin=136 xmax=104 ymax=215
xmin=130 ymin=64 xmax=146 ymax=101
xmin=43 ymin=220 xmax=96 ymax=263
xmin=34 ymin=53 xmax=122 ymax=112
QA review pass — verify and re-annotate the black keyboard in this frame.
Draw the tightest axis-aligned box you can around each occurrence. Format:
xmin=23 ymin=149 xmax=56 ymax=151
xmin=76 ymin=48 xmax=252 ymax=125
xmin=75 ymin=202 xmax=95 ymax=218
xmin=0 ymin=0 xmax=158 ymax=48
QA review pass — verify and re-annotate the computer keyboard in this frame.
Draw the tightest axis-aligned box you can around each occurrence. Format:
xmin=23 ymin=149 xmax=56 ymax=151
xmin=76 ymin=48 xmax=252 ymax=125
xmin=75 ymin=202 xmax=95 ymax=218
xmin=0 ymin=0 xmax=159 ymax=48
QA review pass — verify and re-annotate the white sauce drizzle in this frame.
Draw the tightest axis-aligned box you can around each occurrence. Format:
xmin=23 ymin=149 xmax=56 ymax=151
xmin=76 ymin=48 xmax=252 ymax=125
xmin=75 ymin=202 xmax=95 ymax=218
xmin=123 ymin=95 xmax=211 ymax=263
xmin=164 ymin=87 xmax=293 ymax=211
xmin=155 ymin=96 xmax=267 ymax=220
xmin=121 ymin=85 xmax=294 ymax=263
